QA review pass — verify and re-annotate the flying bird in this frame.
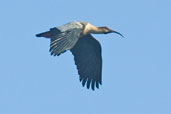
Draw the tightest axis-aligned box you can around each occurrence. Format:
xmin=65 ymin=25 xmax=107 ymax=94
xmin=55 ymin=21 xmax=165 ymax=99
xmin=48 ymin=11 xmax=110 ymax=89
xmin=36 ymin=21 xmax=123 ymax=90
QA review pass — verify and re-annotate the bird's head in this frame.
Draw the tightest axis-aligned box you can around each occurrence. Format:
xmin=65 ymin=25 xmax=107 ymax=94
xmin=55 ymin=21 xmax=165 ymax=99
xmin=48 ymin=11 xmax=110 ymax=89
xmin=100 ymin=27 xmax=124 ymax=37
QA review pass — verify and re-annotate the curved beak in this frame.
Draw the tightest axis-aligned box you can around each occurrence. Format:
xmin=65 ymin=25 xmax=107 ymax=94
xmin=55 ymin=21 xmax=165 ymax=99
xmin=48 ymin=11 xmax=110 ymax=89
xmin=110 ymin=30 xmax=124 ymax=38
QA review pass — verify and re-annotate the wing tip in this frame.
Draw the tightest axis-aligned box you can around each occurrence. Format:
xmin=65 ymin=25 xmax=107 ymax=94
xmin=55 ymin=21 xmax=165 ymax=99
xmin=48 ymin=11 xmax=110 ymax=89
xmin=80 ymin=78 xmax=101 ymax=91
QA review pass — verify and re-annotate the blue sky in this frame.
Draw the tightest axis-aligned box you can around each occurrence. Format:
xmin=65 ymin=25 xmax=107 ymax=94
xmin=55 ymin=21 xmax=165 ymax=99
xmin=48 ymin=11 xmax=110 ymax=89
xmin=0 ymin=0 xmax=171 ymax=114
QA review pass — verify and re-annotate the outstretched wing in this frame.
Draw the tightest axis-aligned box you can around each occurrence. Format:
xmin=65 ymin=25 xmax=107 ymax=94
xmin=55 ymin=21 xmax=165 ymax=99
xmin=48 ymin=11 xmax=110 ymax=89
xmin=50 ymin=22 xmax=84 ymax=56
xmin=71 ymin=34 xmax=102 ymax=90
xmin=36 ymin=22 xmax=83 ymax=56
xmin=49 ymin=28 xmax=82 ymax=56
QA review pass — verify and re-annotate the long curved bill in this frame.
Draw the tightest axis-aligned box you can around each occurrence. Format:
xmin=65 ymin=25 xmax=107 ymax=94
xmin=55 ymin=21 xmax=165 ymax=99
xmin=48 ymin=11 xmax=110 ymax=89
xmin=111 ymin=30 xmax=124 ymax=38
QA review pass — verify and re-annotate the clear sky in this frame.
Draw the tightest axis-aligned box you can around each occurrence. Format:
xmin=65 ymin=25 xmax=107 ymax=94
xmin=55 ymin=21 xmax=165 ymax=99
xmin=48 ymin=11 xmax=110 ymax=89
xmin=0 ymin=0 xmax=171 ymax=114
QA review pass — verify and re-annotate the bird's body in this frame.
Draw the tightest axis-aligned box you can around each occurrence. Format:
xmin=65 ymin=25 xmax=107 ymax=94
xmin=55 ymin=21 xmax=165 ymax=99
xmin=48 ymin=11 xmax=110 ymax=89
xmin=36 ymin=21 xmax=123 ymax=90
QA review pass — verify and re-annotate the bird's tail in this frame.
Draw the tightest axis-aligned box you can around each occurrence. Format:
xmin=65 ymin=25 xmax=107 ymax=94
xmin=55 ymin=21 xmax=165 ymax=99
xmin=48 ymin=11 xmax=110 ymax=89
xmin=36 ymin=31 xmax=52 ymax=38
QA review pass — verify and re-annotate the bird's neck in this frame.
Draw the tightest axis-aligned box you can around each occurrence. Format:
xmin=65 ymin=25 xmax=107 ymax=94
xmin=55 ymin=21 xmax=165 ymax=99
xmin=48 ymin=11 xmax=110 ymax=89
xmin=83 ymin=23 xmax=104 ymax=35
xmin=91 ymin=27 xmax=104 ymax=34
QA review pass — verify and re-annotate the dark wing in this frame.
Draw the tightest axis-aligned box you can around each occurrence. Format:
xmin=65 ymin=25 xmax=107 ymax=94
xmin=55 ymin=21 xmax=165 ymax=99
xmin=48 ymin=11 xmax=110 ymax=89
xmin=49 ymin=27 xmax=82 ymax=56
xmin=71 ymin=34 xmax=102 ymax=90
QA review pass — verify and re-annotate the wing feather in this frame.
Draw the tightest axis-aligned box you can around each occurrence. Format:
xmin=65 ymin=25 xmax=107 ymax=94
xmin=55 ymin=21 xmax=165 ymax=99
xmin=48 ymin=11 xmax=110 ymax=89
xmin=71 ymin=34 xmax=102 ymax=90
xmin=49 ymin=24 xmax=83 ymax=56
